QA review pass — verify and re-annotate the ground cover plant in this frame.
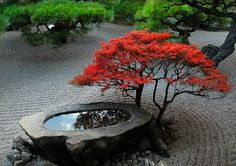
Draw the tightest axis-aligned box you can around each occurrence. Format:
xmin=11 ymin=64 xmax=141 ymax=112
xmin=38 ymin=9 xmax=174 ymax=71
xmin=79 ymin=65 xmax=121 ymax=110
xmin=71 ymin=31 xmax=231 ymax=123
xmin=2 ymin=0 xmax=113 ymax=44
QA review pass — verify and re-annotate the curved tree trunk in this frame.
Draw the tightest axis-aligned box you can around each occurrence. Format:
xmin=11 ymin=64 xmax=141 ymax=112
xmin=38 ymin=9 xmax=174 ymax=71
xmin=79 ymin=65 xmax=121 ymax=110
xmin=213 ymin=20 xmax=236 ymax=66
xmin=156 ymin=107 xmax=166 ymax=124
xmin=135 ymin=84 xmax=144 ymax=108
xmin=202 ymin=20 xmax=236 ymax=66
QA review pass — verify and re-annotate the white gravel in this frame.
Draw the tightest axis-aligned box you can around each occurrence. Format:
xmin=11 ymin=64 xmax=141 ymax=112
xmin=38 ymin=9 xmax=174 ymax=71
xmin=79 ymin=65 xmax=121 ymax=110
xmin=0 ymin=24 xmax=235 ymax=166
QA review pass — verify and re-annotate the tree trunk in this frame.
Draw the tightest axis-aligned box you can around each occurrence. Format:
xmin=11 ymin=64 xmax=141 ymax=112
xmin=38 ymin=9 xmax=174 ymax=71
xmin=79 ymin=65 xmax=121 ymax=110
xmin=156 ymin=107 xmax=166 ymax=123
xmin=179 ymin=31 xmax=191 ymax=44
xmin=203 ymin=20 xmax=236 ymax=66
xmin=135 ymin=84 xmax=144 ymax=108
xmin=213 ymin=20 xmax=236 ymax=65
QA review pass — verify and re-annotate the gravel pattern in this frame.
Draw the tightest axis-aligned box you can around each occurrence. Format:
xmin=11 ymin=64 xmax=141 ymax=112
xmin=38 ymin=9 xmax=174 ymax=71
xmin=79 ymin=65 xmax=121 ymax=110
xmin=0 ymin=24 xmax=236 ymax=166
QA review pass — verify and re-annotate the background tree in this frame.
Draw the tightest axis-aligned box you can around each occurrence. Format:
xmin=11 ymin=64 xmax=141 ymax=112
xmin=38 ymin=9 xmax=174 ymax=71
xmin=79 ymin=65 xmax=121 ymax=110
xmin=181 ymin=0 xmax=236 ymax=66
xmin=113 ymin=0 xmax=145 ymax=24
xmin=93 ymin=0 xmax=146 ymax=24
xmin=135 ymin=0 xmax=236 ymax=66
xmin=135 ymin=0 xmax=211 ymax=44
xmin=71 ymin=31 xmax=231 ymax=123
xmin=2 ymin=0 xmax=113 ymax=44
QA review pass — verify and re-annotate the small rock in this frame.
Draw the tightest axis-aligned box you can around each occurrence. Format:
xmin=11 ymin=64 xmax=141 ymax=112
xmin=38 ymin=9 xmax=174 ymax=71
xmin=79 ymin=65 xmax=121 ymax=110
xmin=21 ymin=151 xmax=32 ymax=162
xmin=111 ymin=162 xmax=117 ymax=166
xmin=131 ymin=153 xmax=136 ymax=160
xmin=135 ymin=152 xmax=140 ymax=157
xmin=13 ymin=136 xmax=31 ymax=152
xmin=7 ymin=152 xmax=14 ymax=164
xmin=121 ymin=156 xmax=126 ymax=162
xmin=141 ymin=152 xmax=146 ymax=158
xmin=149 ymin=160 xmax=155 ymax=166
xmin=122 ymin=152 xmax=127 ymax=157
xmin=14 ymin=159 xmax=24 ymax=166
xmin=117 ymin=162 xmax=122 ymax=166
xmin=103 ymin=159 xmax=110 ymax=166
xmin=153 ymin=154 xmax=161 ymax=163
xmin=138 ymin=137 xmax=152 ymax=152
xmin=132 ymin=159 xmax=138 ymax=166
xmin=6 ymin=25 xmax=14 ymax=31
xmin=13 ymin=149 xmax=20 ymax=154
xmin=13 ymin=136 xmax=29 ymax=146
xmin=127 ymin=159 xmax=132 ymax=166
xmin=155 ymin=139 xmax=170 ymax=157
xmin=156 ymin=160 xmax=168 ymax=166
xmin=121 ymin=160 xmax=125 ymax=164
xmin=13 ymin=136 xmax=22 ymax=143
xmin=116 ymin=153 xmax=122 ymax=158
xmin=144 ymin=159 xmax=149 ymax=166
xmin=137 ymin=157 xmax=143 ymax=162
xmin=146 ymin=155 xmax=153 ymax=161
xmin=13 ymin=154 xmax=22 ymax=161
xmin=25 ymin=156 xmax=57 ymax=166
xmin=145 ymin=151 xmax=152 ymax=156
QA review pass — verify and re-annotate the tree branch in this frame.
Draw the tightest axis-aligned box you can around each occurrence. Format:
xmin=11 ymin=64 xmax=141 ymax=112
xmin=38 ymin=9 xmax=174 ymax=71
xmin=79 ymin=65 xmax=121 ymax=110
xmin=183 ymin=0 xmax=236 ymax=19
xmin=153 ymin=79 xmax=162 ymax=110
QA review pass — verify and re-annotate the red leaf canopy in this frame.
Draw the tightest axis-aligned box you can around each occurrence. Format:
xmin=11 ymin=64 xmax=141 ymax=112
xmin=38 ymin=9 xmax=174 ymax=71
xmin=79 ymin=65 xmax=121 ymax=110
xmin=71 ymin=31 xmax=231 ymax=94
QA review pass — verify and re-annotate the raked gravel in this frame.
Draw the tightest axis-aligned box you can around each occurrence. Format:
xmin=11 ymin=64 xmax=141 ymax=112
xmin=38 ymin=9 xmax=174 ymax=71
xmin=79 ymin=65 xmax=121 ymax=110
xmin=0 ymin=24 xmax=236 ymax=166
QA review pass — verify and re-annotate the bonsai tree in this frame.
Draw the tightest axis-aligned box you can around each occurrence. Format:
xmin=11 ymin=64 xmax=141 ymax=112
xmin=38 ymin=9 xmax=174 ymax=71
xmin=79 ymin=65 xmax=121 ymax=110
xmin=135 ymin=0 xmax=236 ymax=66
xmin=3 ymin=0 xmax=113 ymax=44
xmin=135 ymin=0 xmax=199 ymax=44
xmin=71 ymin=31 xmax=231 ymax=123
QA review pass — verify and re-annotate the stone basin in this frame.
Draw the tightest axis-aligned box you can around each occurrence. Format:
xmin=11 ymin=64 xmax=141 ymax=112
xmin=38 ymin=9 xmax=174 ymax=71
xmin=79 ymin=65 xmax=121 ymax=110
xmin=19 ymin=102 xmax=152 ymax=166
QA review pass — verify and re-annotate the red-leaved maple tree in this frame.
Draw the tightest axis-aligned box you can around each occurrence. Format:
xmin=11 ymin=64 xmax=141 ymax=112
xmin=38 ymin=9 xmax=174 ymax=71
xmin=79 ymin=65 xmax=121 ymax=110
xmin=71 ymin=31 xmax=231 ymax=123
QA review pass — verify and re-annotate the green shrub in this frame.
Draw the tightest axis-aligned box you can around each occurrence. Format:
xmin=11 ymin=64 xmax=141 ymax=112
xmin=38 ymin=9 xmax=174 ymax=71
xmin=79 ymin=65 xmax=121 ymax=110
xmin=4 ymin=5 xmax=33 ymax=29
xmin=0 ymin=15 xmax=7 ymax=31
xmin=3 ymin=0 xmax=40 ymax=5
xmin=114 ymin=0 xmax=145 ymax=24
xmin=198 ymin=16 xmax=231 ymax=30
xmin=135 ymin=0 xmax=195 ymax=32
xmin=30 ymin=0 xmax=113 ymax=25
xmin=0 ymin=5 xmax=7 ymax=31
xmin=93 ymin=0 xmax=120 ymax=10
xmin=135 ymin=0 xmax=231 ymax=32
xmin=3 ymin=0 xmax=113 ymax=44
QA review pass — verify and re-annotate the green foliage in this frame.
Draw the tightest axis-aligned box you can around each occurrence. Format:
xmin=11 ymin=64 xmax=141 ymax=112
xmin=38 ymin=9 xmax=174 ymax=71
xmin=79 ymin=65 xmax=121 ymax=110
xmin=135 ymin=0 xmax=165 ymax=31
xmin=93 ymin=0 xmax=121 ymax=10
xmin=135 ymin=0 xmax=195 ymax=31
xmin=3 ymin=0 xmax=113 ymax=44
xmin=198 ymin=16 xmax=231 ymax=30
xmin=135 ymin=0 xmax=233 ymax=32
xmin=0 ymin=15 xmax=7 ymax=31
xmin=0 ymin=5 xmax=7 ymax=31
xmin=23 ymin=29 xmax=70 ymax=45
xmin=114 ymin=0 xmax=145 ymax=24
xmin=3 ymin=0 xmax=40 ymax=5
xmin=30 ymin=0 xmax=113 ymax=25
xmin=4 ymin=5 xmax=33 ymax=29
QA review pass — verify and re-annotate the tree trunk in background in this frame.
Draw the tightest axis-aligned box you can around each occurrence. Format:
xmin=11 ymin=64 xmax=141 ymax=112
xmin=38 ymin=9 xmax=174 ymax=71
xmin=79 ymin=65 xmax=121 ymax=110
xmin=202 ymin=20 xmax=236 ymax=66
xmin=213 ymin=21 xmax=236 ymax=66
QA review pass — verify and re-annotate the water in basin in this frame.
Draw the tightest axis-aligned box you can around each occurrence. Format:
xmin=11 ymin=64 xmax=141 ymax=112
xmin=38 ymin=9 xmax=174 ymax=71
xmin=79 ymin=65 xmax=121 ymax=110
xmin=44 ymin=109 xmax=130 ymax=131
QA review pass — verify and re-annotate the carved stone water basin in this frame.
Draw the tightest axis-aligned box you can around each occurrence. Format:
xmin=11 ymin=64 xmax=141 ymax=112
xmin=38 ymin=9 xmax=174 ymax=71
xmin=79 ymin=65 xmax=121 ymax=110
xmin=19 ymin=102 xmax=152 ymax=166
